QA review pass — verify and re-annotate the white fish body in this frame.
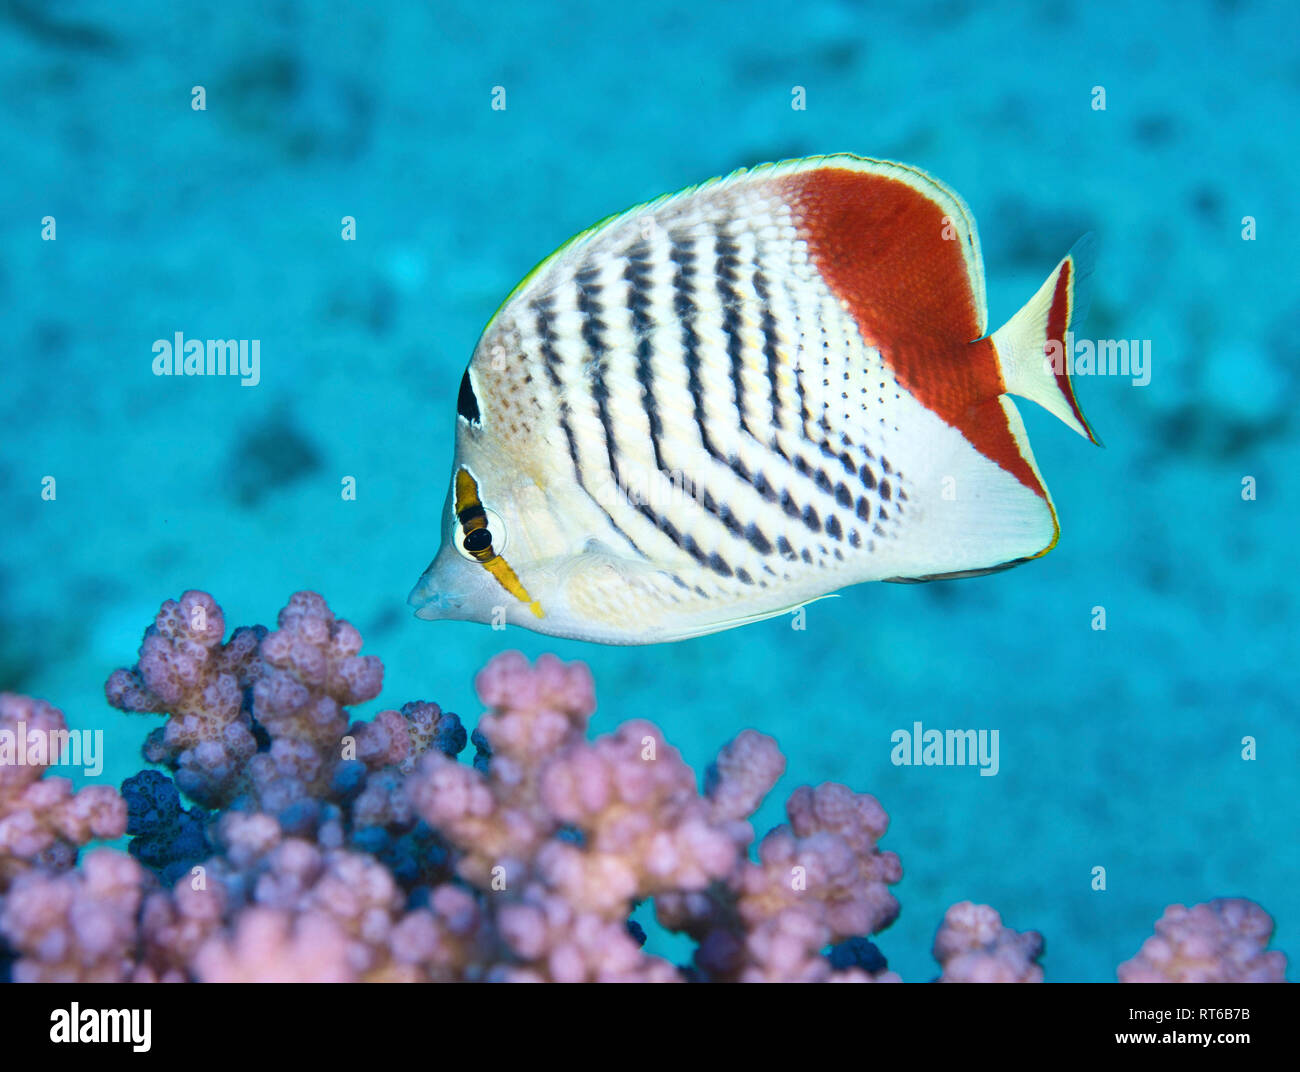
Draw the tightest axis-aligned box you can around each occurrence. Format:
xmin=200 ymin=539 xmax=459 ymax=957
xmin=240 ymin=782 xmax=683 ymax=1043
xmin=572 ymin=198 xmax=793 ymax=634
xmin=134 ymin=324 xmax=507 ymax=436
xmin=409 ymin=155 xmax=1099 ymax=644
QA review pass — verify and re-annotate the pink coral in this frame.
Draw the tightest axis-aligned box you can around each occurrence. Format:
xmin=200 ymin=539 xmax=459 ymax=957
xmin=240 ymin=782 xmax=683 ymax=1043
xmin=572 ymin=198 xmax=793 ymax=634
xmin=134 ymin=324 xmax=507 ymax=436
xmin=933 ymin=901 xmax=1045 ymax=983
xmin=0 ymin=591 xmax=1288 ymax=984
xmin=706 ymin=728 xmax=787 ymax=829
xmin=193 ymin=908 xmax=358 ymax=983
xmin=382 ymin=884 xmax=486 ymax=982
xmin=105 ymin=590 xmax=262 ymax=806
xmin=535 ymin=721 xmax=738 ymax=912
xmin=105 ymin=590 xmax=383 ymax=812
xmin=406 ymin=651 xmax=598 ymax=889
xmin=492 ymin=895 xmax=679 ymax=982
xmin=402 ymin=652 xmax=746 ymax=980
xmin=1118 ymin=898 xmax=1287 ymax=983
xmin=1 ymin=848 xmax=146 ymax=982
xmin=658 ymin=778 xmax=903 ymax=982
xmin=348 ymin=701 xmax=462 ymax=775
xmin=0 ymin=694 xmax=126 ymax=890
xmin=248 ymin=592 xmax=383 ymax=811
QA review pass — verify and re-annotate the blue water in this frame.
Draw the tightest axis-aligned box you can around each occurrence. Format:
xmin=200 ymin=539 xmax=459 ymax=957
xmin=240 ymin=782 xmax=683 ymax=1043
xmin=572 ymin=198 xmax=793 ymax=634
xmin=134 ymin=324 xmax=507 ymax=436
xmin=2 ymin=0 xmax=1296 ymax=982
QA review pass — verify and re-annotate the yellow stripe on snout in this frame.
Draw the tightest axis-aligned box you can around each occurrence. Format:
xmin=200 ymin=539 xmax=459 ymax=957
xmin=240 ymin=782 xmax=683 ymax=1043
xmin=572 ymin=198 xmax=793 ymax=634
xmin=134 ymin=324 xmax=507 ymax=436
xmin=454 ymin=467 xmax=544 ymax=618
xmin=483 ymin=556 xmax=545 ymax=618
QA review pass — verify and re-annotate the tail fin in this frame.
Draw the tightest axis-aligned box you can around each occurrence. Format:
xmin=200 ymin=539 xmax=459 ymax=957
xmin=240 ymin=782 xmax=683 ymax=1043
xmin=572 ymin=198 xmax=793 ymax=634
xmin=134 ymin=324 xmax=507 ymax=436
xmin=990 ymin=234 xmax=1102 ymax=446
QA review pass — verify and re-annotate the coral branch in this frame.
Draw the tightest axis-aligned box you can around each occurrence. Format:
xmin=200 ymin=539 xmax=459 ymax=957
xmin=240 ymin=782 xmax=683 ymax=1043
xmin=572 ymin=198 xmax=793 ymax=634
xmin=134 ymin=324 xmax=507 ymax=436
xmin=1118 ymin=898 xmax=1287 ymax=983
xmin=933 ymin=901 xmax=1045 ymax=982
xmin=0 ymin=591 xmax=1288 ymax=984
xmin=0 ymin=695 xmax=126 ymax=892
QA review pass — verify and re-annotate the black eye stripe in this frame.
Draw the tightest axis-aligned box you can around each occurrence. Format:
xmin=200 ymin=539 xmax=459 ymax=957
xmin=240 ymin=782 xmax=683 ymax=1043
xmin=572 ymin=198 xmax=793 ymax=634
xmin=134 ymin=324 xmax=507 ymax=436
xmin=457 ymin=503 xmax=487 ymax=527
xmin=457 ymin=370 xmax=481 ymax=424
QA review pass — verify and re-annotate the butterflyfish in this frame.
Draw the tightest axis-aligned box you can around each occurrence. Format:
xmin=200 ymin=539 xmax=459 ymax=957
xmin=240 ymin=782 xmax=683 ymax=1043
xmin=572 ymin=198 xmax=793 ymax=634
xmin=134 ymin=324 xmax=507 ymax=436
xmin=408 ymin=155 xmax=1100 ymax=644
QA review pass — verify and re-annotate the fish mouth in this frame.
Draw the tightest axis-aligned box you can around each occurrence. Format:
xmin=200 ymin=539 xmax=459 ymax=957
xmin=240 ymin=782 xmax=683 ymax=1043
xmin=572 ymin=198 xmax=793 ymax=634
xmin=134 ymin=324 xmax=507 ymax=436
xmin=407 ymin=571 xmax=466 ymax=620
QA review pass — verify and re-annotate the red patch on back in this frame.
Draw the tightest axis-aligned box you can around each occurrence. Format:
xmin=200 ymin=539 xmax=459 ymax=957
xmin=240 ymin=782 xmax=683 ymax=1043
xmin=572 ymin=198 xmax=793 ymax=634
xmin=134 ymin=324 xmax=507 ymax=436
xmin=783 ymin=166 xmax=1045 ymax=498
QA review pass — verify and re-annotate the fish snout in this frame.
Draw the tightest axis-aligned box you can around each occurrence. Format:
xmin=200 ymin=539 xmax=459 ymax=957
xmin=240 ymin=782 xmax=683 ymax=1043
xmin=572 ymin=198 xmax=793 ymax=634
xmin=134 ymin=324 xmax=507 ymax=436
xmin=407 ymin=560 xmax=470 ymax=621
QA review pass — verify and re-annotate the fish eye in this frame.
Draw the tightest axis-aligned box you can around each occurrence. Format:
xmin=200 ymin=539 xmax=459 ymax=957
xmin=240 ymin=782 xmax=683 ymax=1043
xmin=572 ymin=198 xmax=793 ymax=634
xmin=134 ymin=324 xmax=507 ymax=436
xmin=454 ymin=506 xmax=507 ymax=561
